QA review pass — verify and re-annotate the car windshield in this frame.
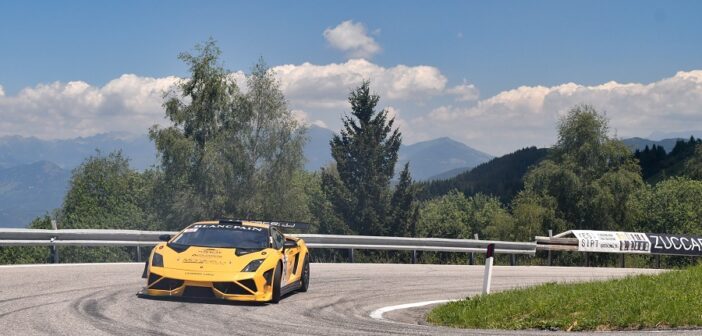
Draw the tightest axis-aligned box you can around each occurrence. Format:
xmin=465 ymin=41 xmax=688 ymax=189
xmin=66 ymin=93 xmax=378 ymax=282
xmin=170 ymin=224 xmax=269 ymax=249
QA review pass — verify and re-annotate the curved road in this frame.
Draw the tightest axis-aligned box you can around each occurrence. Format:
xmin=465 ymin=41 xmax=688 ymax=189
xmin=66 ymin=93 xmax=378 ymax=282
xmin=0 ymin=263 xmax=693 ymax=335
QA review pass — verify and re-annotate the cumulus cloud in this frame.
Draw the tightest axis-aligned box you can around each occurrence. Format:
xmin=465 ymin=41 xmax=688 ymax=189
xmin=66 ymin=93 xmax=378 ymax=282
xmin=272 ymin=59 xmax=447 ymax=109
xmin=0 ymin=85 xmax=4 ymax=97
xmin=323 ymin=20 xmax=381 ymax=59
xmin=0 ymin=75 xmax=178 ymax=139
xmin=291 ymin=109 xmax=328 ymax=128
xmin=416 ymin=70 xmax=702 ymax=154
xmin=3 ymin=64 xmax=702 ymax=157
xmin=0 ymin=59 xmax=449 ymax=139
xmin=447 ymin=82 xmax=479 ymax=102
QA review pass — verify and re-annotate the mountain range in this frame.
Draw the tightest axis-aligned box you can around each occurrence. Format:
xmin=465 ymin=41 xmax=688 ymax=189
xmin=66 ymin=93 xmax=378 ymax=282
xmin=1 ymin=129 xmax=698 ymax=228
xmin=0 ymin=127 xmax=493 ymax=227
xmin=0 ymin=161 xmax=70 ymax=228
xmin=0 ymin=133 xmax=157 ymax=170
xmin=621 ymin=137 xmax=685 ymax=153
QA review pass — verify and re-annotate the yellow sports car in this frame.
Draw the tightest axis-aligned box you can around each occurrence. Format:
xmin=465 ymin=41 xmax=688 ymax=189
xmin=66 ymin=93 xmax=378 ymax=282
xmin=140 ymin=219 xmax=310 ymax=303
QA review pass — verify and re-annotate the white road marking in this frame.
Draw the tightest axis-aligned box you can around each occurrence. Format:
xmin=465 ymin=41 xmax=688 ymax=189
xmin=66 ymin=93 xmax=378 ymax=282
xmin=0 ymin=262 xmax=141 ymax=268
xmin=370 ymin=299 xmax=454 ymax=320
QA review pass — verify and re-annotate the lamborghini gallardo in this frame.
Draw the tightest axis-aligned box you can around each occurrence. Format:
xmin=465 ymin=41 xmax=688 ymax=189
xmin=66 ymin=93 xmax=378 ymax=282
xmin=140 ymin=219 xmax=310 ymax=303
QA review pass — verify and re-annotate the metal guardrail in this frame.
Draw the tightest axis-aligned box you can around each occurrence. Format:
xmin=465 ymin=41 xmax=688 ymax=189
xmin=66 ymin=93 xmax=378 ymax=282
xmin=0 ymin=229 xmax=537 ymax=255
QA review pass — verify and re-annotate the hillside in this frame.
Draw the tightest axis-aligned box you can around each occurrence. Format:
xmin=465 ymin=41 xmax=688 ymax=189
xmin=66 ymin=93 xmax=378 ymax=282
xmin=418 ymin=146 xmax=549 ymax=203
xmin=635 ymin=136 xmax=701 ymax=182
xmin=0 ymin=161 xmax=70 ymax=228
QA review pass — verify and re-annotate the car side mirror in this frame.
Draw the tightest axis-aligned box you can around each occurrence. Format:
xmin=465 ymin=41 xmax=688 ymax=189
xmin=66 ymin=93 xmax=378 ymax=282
xmin=158 ymin=234 xmax=172 ymax=242
xmin=283 ymin=240 xmax=298 ymax=249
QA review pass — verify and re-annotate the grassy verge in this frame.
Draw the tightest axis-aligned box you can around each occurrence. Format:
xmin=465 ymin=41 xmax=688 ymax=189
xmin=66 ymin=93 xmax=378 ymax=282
xmin=428 ymin=265 xmax=702 ymax=331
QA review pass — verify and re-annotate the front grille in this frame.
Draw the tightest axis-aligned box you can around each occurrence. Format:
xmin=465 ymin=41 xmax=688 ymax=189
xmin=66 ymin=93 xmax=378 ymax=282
xmin=149 ymin=277 xmax=185 ymax=291
xmin=213 ymin=281 xmax=254 ymax=295
xmin=238 ymin=279 xmax=257 ymax=292
xmin=182 ymin=286 xmax=215 ymax=298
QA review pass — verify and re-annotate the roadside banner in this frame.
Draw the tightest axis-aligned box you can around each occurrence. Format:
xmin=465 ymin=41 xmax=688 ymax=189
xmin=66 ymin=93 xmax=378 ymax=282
xmin=646 ymin=233 xmax=702 ymax=256
xmin=572 ymin=230 xmax=651 ymax=254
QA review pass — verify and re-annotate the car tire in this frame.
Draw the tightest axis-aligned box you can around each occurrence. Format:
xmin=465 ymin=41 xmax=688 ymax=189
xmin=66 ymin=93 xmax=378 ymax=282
xmin=299 ymin=256 xmax=310 ymax=292
xmin=270 ymin=262 xmax=282 ymax=304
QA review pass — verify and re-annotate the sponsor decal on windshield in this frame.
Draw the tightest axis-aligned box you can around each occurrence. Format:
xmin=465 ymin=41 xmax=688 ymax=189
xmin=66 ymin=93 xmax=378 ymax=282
xmin=191 ymin=224 xmax=263 ymax=231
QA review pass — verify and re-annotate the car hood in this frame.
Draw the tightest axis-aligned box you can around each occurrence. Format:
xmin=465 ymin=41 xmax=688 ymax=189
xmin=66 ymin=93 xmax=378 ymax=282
xmin=157 ymin=244 xmax=271 ymax=273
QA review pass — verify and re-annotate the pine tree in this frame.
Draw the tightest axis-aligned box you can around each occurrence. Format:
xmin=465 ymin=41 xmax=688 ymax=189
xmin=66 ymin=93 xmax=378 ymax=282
xmin=389 ymin=163 xmax=419 ymax=236
xmin=321 ymin=81 xmax=403 ymax=236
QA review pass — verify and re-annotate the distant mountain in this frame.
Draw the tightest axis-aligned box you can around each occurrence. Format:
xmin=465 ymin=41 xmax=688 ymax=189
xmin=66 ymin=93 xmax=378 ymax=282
xmin=621 ymin=137 xmax=682 ymax=153
xmin=0 ymin=133 xmax=156 ymax=170
xmin=648 ymin=130 xmax=702 ymax=141
xmin=398 ymin=137 xmax=492 ymax=180
xmin=0 ymin=161 xmax=70 ymax=228
xmin=302 ymin=126 xmax=493 ymax=180
xmin=418 ymin=147 xmax=550 ymax=203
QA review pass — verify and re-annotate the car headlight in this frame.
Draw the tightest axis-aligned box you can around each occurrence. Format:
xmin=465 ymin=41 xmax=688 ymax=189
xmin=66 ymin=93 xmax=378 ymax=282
xmin=241 ymin=259 xmax=265 ymax=272
xmin=152 ymin=253 xmax=164 ymax=267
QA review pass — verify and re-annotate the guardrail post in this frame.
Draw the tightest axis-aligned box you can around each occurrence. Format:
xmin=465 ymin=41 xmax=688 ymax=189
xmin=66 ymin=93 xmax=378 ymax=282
xmin=655 ymin=254 xmax=661 ymax=269
xmin=547 ymin=229 xmax=553 ymax=266
xmin=50 ymin=237 xmax=59 ymax=264
xmin=469 ymin=233 xmax=479 ymax=265
xmin=482 ymin=243 xmax=495 ymax=295
xmin=349 ymin=248 xmax=354 ymax=263
xmin=136 ymin=246 xmax=142 ymax=262
xmin=510 ymin=254 xmax=516 ymax=266
xmin=619 ymin=254 xmax=625 ymax=268
xmin=50 ymin=220 xmax=59 ymax=264
xmin=584 ymin=252 xmax=589 ymax=267
xmin=412 ymin=250 xmax=417 ymax=264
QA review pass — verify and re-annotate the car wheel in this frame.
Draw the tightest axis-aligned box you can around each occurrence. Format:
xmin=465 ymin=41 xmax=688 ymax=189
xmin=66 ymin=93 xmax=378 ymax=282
xmin=270 ymin=262 xmax=282 ymax=304
xmin=299 ymin=257 xmax=310 ymax=292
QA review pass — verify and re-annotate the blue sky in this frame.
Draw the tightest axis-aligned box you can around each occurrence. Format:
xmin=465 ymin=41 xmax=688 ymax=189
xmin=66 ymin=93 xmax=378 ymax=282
xmin=1 ymin=1 xmax=702 ymax=154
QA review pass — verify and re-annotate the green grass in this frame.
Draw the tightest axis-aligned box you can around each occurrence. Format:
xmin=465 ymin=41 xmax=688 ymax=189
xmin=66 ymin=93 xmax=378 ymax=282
xmin=428 ymin=265 xmax=702 ymax=331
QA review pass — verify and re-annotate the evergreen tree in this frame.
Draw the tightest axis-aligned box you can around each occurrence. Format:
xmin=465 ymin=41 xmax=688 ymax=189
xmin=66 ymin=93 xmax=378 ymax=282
xmin=686 ymin=144 xmax=702 ymax=180
xmin=389 ymin=163 xmax=420 ymax=237
xmin=321 ymin=81 xmax=403 ymax=236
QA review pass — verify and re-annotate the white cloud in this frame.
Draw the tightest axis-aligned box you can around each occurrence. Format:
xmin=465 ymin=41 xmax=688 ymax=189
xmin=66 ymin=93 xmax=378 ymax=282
xmin=272 ymin=59 xmax=447 ymax=110
xmin=0 ymin=85 xmax=4 ymax=97
xmin=416 ymin=70 xmax=702 ymax=154
xmin=3 ymin=64 xmax=702 ymax=157
xmin=0 ymin=75 xmax=178 ymax=139
xmin=291 ymin=109 xmax=328 ymax=128
xmin=447 ymin=82 xmax=479 ymax=102
xmin=0 ymin=60 xmax=448 ymax=140
xmin=323 ymin=20 xmax=381 ymax=59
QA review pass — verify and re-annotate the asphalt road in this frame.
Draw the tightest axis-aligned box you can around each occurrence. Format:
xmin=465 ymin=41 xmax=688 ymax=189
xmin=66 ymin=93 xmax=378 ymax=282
xmin=0 ymin=263 xmax=697 ymax=336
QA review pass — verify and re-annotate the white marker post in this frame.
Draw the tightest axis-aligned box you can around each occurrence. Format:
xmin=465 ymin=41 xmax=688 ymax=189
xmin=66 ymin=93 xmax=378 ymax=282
xmin=482 ymin=243 xmax=495 ymax=295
